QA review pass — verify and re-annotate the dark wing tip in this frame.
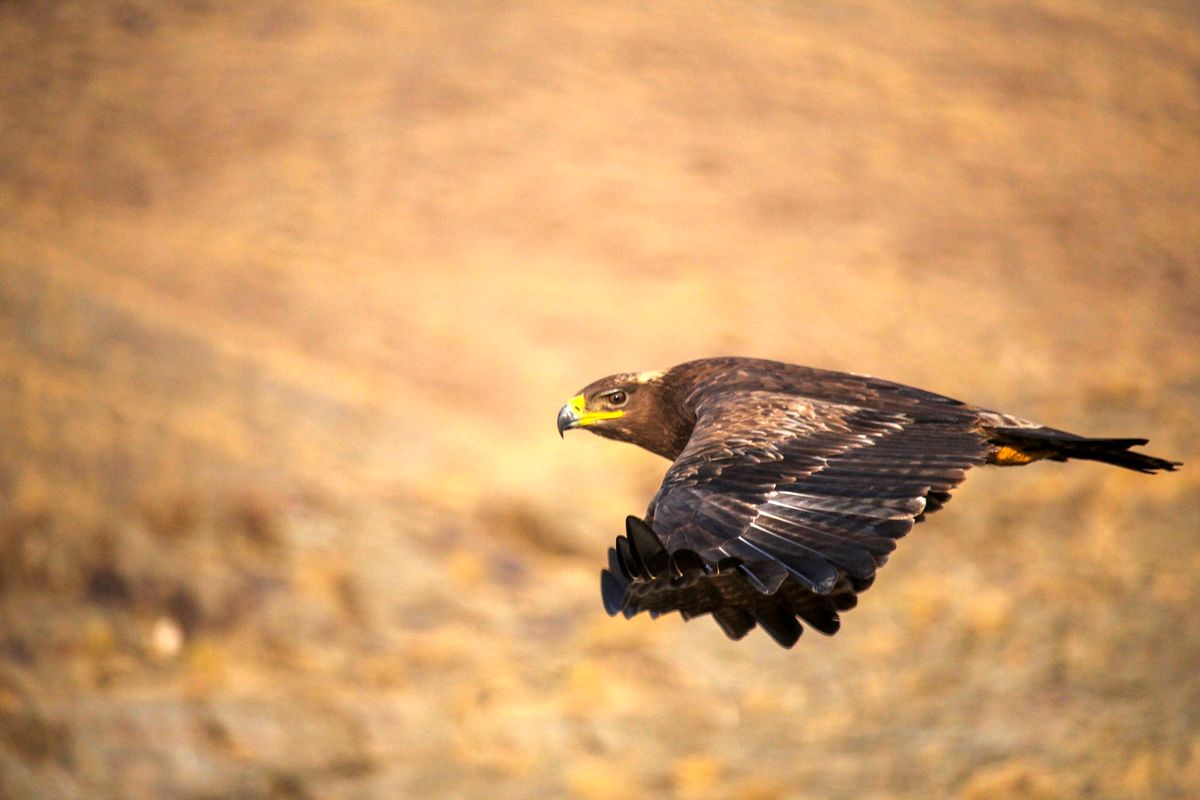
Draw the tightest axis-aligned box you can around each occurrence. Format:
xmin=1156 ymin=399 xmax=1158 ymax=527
xmin=752 ymin=600 xmax=803 ymax=648
xmin=606 ymin=547 xmax=625 ymax=578
xmin=791 ymin=592 xmax=842 ymax=636
xmin=600 ymin=569 xmax=628 ymax=616
xmin=625 ymin=516 xmax=670 ymax=574
xmin=711 ymin=607 xmax=757 ymax=640
xmin=614 ymin=535 xmax=646 ymax=580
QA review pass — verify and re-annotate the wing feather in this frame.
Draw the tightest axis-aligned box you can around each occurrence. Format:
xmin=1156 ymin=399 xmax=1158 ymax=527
xmin=600 ymin=383 xmax=990 ymax=646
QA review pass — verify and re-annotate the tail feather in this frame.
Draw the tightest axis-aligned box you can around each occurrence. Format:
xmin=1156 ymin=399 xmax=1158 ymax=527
xmin=990 ymin=427 xmax=1181 ymax=474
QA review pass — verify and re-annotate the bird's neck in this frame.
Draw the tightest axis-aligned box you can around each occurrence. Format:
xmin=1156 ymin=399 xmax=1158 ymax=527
xmin=643 ymin=372 xmax=697 ymax=460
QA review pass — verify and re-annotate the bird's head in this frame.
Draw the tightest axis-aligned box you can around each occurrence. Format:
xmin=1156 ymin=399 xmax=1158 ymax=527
xmin=557 ymin=370 xmax=693 ymax=460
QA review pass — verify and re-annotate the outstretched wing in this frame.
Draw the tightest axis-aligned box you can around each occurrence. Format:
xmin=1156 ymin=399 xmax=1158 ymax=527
xmin=600 ymin=388 xmax=989 ymax=646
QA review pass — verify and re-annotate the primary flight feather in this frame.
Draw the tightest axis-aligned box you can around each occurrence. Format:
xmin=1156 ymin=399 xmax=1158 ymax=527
xmin=557 ymin=357 xmax=1180 ymax=648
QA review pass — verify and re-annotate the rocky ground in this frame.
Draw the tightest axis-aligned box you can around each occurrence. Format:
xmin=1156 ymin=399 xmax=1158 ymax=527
xmin=1 ymin=1 xmax=1198 ymax=798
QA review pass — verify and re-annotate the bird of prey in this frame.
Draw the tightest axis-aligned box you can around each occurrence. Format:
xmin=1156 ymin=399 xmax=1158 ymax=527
xmin=557 ymin=357 xmax=1180 ymax=647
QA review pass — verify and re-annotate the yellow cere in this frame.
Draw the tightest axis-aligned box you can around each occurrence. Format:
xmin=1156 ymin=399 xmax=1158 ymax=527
xmin=569 ymin=393 xmax=624 ymax=426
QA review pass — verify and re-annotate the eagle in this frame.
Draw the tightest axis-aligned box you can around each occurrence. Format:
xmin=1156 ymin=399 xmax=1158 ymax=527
xmin=557 ymin=357 xmax=1180 ymax=648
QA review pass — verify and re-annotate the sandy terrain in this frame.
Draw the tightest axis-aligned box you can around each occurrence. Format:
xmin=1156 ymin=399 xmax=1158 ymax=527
xmin=1 ymin=1 xmax=1198 ymax=798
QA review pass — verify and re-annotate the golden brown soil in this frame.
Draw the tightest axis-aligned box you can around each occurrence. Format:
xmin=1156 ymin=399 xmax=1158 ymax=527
xmin=1 ymin=1 xmax=1199 ymax=798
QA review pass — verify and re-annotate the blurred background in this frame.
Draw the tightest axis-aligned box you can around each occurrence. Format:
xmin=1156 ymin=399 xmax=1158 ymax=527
xmin=1 ymin=1 xmax=1198 ymax=798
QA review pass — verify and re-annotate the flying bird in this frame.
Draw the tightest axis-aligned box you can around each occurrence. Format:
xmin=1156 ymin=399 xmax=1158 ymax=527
xmin=557 ymin=357 xmax=1180 ymax=647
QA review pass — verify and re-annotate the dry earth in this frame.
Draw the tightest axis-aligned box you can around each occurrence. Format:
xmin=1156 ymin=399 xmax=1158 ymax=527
xmin=1 ymin=1 xmax=1199 ymax=798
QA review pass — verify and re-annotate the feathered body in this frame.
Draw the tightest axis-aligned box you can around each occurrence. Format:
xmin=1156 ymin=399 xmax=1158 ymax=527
xmin=558 ymin=357 xmax=1179 ymax=647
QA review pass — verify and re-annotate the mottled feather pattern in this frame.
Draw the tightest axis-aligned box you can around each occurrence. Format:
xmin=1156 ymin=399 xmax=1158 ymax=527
xmin=578 ymin=357 xmax=1178 ymax=647
xmin=596 ymin=362 xmax=992 ymax=647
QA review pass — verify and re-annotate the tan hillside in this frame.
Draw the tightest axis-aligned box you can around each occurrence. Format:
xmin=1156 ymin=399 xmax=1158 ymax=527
xmin=1 ymin=2 xmax=1198 ymax=798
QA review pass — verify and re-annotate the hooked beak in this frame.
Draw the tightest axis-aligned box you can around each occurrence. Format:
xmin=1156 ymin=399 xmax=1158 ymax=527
xmin=557 ymin=398 xmax=580 ymax=437
xmin=557 ymin=393 xmax=623 ymax=437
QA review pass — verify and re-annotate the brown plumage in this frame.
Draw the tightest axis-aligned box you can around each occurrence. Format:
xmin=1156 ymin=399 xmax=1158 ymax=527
xmin=557 ymin=357 xmax=1180 ymax=648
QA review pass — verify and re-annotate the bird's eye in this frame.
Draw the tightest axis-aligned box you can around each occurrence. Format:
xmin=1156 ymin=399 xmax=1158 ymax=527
xmin=606 ymin=390 xmax=628 ymax=407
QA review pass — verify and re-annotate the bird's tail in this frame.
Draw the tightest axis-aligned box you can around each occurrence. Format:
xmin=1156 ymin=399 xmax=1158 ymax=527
xmin=988 ymin=427 xmax=1181 ymax=474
